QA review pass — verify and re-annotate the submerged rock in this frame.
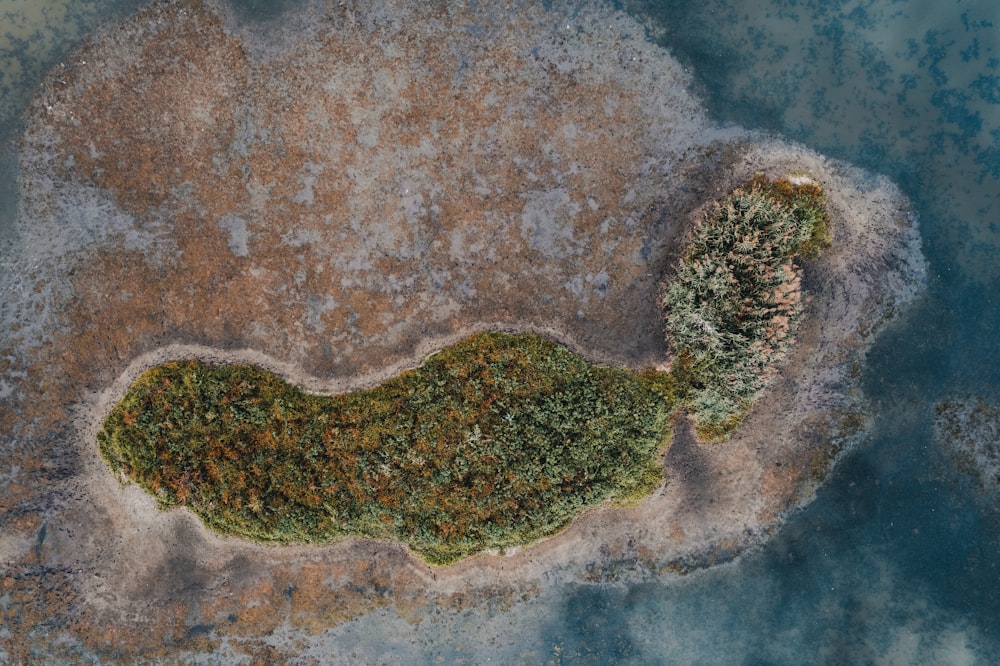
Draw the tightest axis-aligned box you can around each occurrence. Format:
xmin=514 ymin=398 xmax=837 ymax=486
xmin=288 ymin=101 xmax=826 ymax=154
xmin=935 ymin=398 xmax=1000 ymax=496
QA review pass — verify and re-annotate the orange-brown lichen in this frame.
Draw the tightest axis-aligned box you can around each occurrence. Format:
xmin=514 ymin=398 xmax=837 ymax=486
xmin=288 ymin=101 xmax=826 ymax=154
xmin=29 ymin=0 xmax=668 ymax=383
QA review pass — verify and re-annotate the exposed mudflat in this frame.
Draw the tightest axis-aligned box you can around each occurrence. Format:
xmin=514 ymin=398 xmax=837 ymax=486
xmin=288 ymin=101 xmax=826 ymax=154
xmin=0 ymin=0 xmax=925 ymax=659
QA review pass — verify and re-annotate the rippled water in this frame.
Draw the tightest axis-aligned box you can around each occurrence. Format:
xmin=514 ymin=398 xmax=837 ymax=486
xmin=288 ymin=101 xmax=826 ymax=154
xmin=3 ymin=0 xmax=999 ymax=662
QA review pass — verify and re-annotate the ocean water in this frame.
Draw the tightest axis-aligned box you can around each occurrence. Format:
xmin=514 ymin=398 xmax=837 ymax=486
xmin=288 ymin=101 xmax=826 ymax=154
xmin=3 ymin=0 xmax=999 ymax=662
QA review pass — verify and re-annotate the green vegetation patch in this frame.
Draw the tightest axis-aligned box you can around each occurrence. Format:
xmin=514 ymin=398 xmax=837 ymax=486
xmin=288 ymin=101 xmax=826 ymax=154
xmin=97 ymin=176 xmax=830 ymax=561
xmin=663 ymin=175 xmax=830 ymax=440
xmin=98 ymin=332 xmax=673 ymax=564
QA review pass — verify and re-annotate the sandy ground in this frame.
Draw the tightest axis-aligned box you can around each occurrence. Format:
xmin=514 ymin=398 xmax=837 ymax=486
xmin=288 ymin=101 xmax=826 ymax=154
xmin=0 ymin=0 xmax=926 ymax=659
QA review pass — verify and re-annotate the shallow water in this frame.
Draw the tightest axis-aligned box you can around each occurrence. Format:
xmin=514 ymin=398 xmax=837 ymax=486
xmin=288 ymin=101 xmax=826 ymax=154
xmin=532 ymin=0 xmax=1000 ymax=661
xmin=3 ymin=0 xmax=999 ymax=662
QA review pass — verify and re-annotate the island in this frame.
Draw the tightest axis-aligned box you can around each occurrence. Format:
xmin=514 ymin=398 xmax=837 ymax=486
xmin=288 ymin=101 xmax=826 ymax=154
xmin=96 ymin=175 xmax=828 ymax=565
xmin=0 ymin=0 xmax=926 ymax=660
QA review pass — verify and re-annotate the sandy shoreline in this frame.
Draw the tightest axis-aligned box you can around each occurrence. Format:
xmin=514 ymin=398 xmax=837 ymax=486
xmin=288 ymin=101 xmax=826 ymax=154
xmin=0 ymin=0 xmax=926 ymax=658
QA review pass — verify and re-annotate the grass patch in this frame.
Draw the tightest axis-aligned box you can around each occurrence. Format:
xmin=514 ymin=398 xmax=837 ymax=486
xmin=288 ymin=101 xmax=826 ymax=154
xmin=663 ymin=175 xmax=830 ymax=440
xmin=98 ymin=332 xmax=675 ymax=565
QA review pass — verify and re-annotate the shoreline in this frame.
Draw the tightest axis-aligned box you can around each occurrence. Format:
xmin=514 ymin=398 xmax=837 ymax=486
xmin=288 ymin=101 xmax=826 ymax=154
xmin=68 ymin=142 xmax=926 ymax=594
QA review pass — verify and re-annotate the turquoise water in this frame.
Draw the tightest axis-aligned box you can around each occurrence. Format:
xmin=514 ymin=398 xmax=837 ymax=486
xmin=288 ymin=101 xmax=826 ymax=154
xmin=3 ymin=0 xmax=1000 ymax=662
xmin=409 ymin=0 xmax=1000 ymax=661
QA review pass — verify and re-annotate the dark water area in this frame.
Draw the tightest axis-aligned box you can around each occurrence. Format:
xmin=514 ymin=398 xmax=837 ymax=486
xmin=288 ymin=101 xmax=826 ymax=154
xmin=0 ymin=0 xmax=149 ymax=143
xmin=538 ymin=424 xmax=1000 ymax=662
xmin=3 ymin=0 xmax=1000 ymax=662
xmin=531 ymin=0 xmax=1000 ymax=661
xmin=640 ymin=0 xmax=1000 ymax=287
xmin=227 ymin=0 xmax=307 ymax=23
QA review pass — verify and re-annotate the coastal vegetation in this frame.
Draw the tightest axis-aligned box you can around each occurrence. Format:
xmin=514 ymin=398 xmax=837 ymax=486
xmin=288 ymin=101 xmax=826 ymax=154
xmin=663 ymin=175 xmax=831 ymax=439
xmin=98 ymin=333 xmax=673 ymax=564
xmin=97 ymin=175 xmax=829 ymax=562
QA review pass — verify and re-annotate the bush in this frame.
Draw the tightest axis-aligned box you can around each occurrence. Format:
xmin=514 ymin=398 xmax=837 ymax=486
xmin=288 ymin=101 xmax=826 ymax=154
xmin=663 ymin=176 xmax=830 ymax=439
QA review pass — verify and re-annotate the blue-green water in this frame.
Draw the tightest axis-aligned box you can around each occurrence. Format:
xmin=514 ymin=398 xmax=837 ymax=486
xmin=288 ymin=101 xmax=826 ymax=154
xmin=432 ymin=0 xmax=1000 ymax=660
xmin=532 ymin=0 xmax=1000 ymax=661
xmin=3 ymin=0 xmax=999 ymax=662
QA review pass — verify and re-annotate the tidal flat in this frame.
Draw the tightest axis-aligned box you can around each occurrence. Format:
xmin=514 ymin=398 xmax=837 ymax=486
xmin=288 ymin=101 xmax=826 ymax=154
xmin=0 ymin=0 xmax=924 ymax=660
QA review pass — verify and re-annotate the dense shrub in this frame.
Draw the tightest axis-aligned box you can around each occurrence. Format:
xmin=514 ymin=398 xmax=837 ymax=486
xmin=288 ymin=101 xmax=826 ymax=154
xmin=98 ymin=332 xmax=673 ymax=564
xmin=663 ymin=176 xmax=830 ymax=439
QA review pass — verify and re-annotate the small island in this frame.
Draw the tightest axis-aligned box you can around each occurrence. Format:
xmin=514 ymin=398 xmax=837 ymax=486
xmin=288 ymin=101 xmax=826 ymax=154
xmin=97 ymin=177 xmax=829 ymax=564
xmin=100 ymin=332 xmax=672 ymax=564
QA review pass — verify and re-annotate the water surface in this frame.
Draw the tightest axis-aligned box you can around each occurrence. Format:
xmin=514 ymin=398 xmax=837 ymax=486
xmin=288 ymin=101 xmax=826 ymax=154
xmin=531 ymin=0 xmax=1000 ymax=661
